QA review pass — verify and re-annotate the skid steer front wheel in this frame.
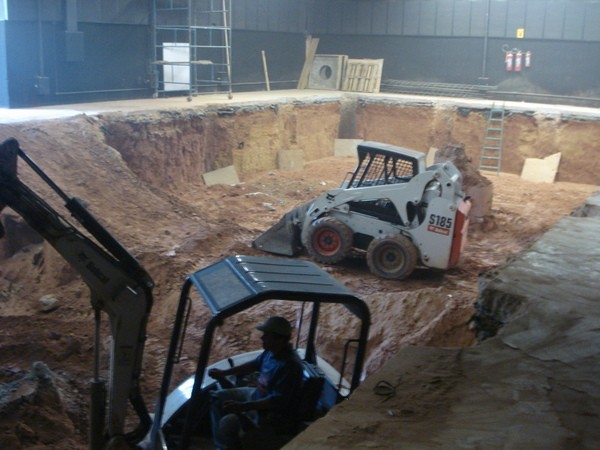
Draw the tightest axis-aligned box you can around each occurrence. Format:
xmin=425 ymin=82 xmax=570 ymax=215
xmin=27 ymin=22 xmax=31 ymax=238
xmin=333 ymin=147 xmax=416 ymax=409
xmin=306 ymin=217 xmax=353 ymax=264
xmin=367 ymin=234 xmax=418 ymax=279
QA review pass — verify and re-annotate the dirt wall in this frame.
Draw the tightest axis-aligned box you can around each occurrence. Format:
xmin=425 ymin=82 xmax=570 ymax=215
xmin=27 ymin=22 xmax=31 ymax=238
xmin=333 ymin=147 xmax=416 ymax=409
xmin=101 ymin=101 xmax=342 ymax=191
xmin=355 ymin=99 xmax=600 ymax=185
xmin=86 ymin=96 xmax=600 ymax=190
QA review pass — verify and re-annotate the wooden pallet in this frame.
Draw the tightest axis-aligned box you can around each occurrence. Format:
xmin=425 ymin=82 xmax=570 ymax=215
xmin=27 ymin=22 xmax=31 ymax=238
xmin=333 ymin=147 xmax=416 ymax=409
xmin=342 ymin=59 xmax=384 ymax=93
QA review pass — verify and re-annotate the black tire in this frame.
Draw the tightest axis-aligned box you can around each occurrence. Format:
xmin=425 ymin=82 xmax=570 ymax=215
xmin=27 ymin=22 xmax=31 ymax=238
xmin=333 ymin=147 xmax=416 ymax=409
xmin=366 ymin=234 xmax=418 ymax=279
xmin=305 ymin=217 xmax=353 ymax=264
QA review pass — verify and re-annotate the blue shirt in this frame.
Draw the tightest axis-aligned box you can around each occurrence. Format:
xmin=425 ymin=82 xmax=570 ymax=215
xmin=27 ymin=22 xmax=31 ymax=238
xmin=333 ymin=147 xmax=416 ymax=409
xmin=250 ymin=345 xmax=303 ymax=427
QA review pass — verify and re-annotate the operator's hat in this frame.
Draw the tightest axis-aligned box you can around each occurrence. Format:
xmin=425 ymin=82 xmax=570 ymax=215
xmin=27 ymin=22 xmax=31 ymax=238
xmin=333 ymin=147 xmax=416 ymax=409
xmin=256 ymin=316 xmax=292 ymax=337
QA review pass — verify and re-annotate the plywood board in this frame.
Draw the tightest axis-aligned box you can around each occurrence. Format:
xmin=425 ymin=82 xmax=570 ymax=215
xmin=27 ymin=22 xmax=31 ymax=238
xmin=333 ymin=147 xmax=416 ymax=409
xmin=426 ymin=147 xmax=438 ymax=167
xmin=334 ymin=139 xmax=363 ymax=157
xmin=202 ymin=165 xmax=240 ymax=186
xmin=162 ymin=43 xmax=190 ymax=91
xmin=521 ymin=152 xmax=561 ymax=183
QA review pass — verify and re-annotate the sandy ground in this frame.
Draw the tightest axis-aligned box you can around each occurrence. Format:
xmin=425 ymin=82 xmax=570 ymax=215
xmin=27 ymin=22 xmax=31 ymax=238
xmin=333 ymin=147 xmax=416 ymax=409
xmin=0 ymin=111 xmax=597 ymax=448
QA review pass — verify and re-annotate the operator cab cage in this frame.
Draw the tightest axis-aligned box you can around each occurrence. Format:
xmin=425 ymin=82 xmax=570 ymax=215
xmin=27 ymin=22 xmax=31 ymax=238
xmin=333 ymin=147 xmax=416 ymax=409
xmin=151 ymin=255 xmax=371 ymax=448
xmin=344 ymin=141 xmax=427 ymax=189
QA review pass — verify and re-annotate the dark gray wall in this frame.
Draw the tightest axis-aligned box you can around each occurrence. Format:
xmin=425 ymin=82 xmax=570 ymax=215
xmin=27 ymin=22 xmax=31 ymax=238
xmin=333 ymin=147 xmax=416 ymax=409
xmin=0 ymin=0 xmax=152 ymax=107
xmin=1 ymin=0 xmax=599 ymax=107
xmin=0 ymin=22 xmax=7 ymax=106
xmin=316 ymin=33 xmax=600 ymax=95
xmin=303 ymin=0 xmax=600 ymax=41
xmin=0 ymin=19 xmax=151 ymax=107
xmin=303 ymin=0 xmax=600 ymax=95
xmin=232 ymin=31 xmax=305 ymax=91
xmin=233 ymin=0 xmax=308 ymax=32
xmin=5 ymin=0 xmax=149 ymax=24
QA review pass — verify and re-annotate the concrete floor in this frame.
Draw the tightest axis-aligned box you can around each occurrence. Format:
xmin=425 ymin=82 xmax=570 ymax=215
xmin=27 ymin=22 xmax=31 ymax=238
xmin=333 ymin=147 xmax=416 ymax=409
xmin=2 ymin=89 xmax=600 ymax=124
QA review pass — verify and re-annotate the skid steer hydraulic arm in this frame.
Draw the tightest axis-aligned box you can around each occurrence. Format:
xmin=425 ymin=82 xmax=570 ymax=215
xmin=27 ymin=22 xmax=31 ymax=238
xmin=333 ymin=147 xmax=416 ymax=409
xmin=0 ymin=138 xmax=154 ymax=448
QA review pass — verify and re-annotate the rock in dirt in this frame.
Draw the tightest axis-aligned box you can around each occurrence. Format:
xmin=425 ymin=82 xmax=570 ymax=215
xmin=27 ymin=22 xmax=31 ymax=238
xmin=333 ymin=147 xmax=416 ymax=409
xmin=38 ymin=294 xmax=60 ymax=313
xmin=435 ymin=144 xmax=493 ymax=223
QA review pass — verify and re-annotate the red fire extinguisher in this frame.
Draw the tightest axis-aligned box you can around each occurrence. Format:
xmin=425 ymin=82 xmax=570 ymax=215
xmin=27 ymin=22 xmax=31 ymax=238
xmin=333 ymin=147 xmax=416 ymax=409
xmin=525 ymin=51 xmax=531 ymax=68
xmin=505 ymin=51 xmax=514 ymax=71
xmin=514 ymin=50 xmax=523 ymax=72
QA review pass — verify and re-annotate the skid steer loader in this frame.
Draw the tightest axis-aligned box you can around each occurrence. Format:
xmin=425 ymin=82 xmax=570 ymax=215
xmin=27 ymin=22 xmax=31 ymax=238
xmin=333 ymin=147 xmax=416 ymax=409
xmin=253 ymin=141 xmax=471 ymax=280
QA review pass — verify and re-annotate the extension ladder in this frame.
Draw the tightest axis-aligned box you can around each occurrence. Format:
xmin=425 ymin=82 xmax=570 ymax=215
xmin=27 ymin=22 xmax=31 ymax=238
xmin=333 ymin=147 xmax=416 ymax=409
xmin=479 ymin=103 xmax=505 ymax=174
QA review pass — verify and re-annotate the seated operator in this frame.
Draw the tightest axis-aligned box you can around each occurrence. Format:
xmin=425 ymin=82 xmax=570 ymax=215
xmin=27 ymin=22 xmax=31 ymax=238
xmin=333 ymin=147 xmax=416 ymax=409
xmin=208 ymin=316 xmax=304 ymax=450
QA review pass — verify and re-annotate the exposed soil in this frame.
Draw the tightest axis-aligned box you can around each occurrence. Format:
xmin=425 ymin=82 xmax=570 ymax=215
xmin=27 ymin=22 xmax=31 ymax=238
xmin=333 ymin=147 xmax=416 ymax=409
xmin=0 ymin=108 xmax=597 ymax=449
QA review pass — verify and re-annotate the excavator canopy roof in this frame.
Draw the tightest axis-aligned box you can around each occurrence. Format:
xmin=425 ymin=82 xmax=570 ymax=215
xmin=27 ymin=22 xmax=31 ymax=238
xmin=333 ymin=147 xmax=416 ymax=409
xmin=188 ymin=255 xmax=368 ymax=321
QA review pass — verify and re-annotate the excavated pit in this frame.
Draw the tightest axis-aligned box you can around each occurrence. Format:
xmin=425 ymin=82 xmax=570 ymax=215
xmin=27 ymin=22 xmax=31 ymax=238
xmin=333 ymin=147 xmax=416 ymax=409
xmin=0 ymin=93 xmax=598 ymax=449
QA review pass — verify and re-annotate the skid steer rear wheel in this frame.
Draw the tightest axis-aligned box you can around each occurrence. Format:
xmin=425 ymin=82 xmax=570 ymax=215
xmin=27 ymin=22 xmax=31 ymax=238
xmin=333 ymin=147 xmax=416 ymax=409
xmin=306 ymin=217 xmax=353 ymax=264
xmin=366 ymin=234 xmax=418 ymax=279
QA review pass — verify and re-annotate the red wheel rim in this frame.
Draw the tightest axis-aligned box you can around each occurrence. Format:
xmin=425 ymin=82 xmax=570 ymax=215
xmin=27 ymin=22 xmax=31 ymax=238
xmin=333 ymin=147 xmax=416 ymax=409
xmin=313 ymin=228 xmax=341 ymax=256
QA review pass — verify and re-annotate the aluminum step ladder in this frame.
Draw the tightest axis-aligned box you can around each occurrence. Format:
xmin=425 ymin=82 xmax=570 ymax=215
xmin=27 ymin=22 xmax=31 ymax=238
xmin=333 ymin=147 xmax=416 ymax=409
xmin=480 ymin=103 xmax=505 ymax=174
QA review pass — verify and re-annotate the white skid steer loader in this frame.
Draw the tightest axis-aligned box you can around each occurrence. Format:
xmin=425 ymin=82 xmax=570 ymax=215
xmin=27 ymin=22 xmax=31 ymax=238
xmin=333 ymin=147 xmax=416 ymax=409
xmin=253 ymin=141 xmax=471 ymax=280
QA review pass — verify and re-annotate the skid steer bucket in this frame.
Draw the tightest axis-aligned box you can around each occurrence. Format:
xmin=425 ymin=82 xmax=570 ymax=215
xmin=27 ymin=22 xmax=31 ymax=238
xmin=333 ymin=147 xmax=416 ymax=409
xmin=252 ymin=201 xmax=312 ymax=256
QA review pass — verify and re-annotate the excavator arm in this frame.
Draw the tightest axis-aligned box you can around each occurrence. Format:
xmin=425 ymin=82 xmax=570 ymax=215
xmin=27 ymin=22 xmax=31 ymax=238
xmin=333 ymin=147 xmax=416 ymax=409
xmin=0 ymin=138 xmax=154 ymax=448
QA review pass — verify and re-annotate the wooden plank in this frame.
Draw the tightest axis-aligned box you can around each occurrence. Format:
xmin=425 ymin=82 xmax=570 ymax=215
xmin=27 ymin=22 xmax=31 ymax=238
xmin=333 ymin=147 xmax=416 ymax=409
xmin=297 ymin=36 xmax=319 ymax=89
xmin=341 ymin=63 xmax=354 ymax=91
xmin=372 ymin=59 xmax=383 ymax=92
